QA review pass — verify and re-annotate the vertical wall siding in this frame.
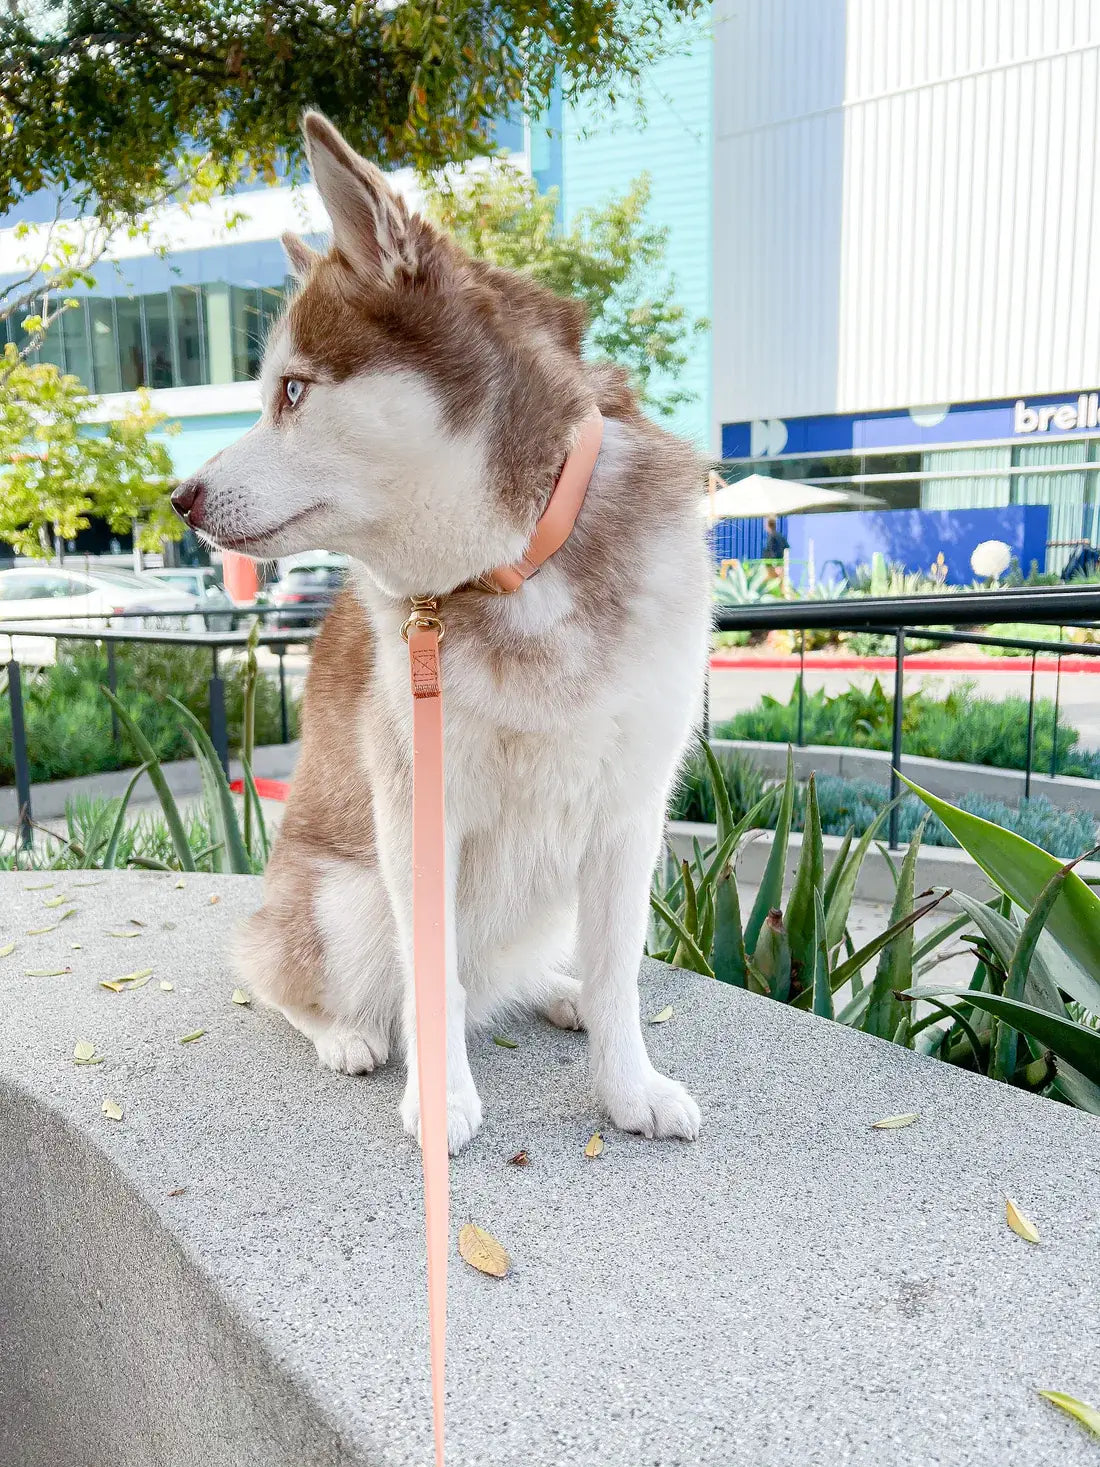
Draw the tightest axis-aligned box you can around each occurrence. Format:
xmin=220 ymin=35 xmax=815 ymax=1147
xmin=561 ymin=18 xmax=713 ymax=447
xmin=711 ymin=0 xmax=1100 ymax=439
xmin=711 ymin=0 xmax=849 ymax=442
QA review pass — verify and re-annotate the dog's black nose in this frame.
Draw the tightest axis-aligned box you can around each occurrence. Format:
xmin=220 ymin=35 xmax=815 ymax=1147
xmin=171 ymin=479 xmax=207 ymax=528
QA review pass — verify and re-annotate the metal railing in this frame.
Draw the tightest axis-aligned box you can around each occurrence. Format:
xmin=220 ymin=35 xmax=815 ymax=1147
xmin=6 ymin=584 xmax=1100 ymax=854
xmin=712 ymin=584 xmax=1100 ymax=847
xmin=2 ymin=604 xmax=324 ymax=847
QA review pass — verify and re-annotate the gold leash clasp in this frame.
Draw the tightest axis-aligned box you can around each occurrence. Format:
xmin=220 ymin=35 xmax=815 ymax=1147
xmin=402 ymin=595 xmax=445 ymax=643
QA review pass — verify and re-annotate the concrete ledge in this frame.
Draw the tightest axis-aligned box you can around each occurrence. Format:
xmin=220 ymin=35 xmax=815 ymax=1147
xmin=715 ymin=738 xmax=1100 ymax=818
xmin=1 ymin=872 xmax=1098 ymax=1466
xmin=0 ymin=741 xmax=301 ymax=825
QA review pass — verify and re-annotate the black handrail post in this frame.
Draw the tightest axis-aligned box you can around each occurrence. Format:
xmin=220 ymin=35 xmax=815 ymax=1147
xmin=7 ymin=657 xmax=33 ymax=849
xmin=1050 ymin=635 xmax=1062 ymax=778
xmin=888 ymin=628 xmax=905 ymax=851
xmin=277 ymin=649 xmax=289 ymax=745
xmin=797 ymin=629 xmax=806 ymax=746
xmin=209 ymin=647 xmax=230 ymax=776
xmin=1024 ymin=650 xmax=1037 ymax=800
xmin=106 ymin=640 xmax=119 ymax=744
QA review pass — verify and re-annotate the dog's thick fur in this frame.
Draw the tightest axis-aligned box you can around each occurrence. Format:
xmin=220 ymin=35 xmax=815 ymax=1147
xmin=176 ymin=114 xmax=712 ymax=1152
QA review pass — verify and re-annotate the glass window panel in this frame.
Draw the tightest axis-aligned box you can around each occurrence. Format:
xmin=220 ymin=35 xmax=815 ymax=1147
xmin=260 ymin=284 xmax=284 ymax=336
xmin=37 ymin=306 xmax=65 ymax=371
xmin=88 ymin=298 xmax=121 ymax=394
xmin=1013 ymin=441 xmax=1088 ymax=572
xmin=203 ymin=283 xmax=234 ymax=384
xmin=171 ymin=285 xmax=204 ymax=386
xmin=115 ymin=296 xmax=145 ymax=390
xmin=230 ymin=285 xmax=263 ymax=381
xmin=60 ymin=302 xmax=92 ymax=385
xmin=143 ymin=292 xmax=173 ymax=387
xmin=920 ymin=447 xmax=1011 ymax=508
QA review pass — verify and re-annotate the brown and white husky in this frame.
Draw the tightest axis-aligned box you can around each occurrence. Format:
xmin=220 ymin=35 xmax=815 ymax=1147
xmin=171 ymin=113 xmax=712 ymax=1153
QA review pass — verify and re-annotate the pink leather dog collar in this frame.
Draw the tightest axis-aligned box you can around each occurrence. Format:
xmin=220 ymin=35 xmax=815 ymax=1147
xmin=481 ymin=406 xmax=604 ymax=594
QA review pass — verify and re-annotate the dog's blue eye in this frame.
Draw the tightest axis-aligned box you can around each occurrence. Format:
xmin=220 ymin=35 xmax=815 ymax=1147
xmin=284 ymin=378 xmax=305 ymax=407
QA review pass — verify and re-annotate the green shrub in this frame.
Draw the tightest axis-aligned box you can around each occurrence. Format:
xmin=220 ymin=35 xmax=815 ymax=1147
xmin=812 ymin=775 xmax=1095 ymax=858
xmin=715 ymin=677 xmax=1100 ymax=779
xmin=0 ymin=641 xmax=299 ymax=785
xmin=669 ymin=745 xmax=781 ymax=826
xmin=712 ymin=629 xmax=752 ymax=649
xmin=980 ymin=623 xmax=1066 ymax=657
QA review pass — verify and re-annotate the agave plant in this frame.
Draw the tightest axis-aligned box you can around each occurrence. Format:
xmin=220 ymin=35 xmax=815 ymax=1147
xmin=899 ymin=779 xmax=1100 ymax=1114
xmin=650 ymin=741 xmax=944 ymax=1015
xmin=712 ymin=562 xmax=778 ymax=606
xmin=651 ymin=740 xmax=1100 ymax=1110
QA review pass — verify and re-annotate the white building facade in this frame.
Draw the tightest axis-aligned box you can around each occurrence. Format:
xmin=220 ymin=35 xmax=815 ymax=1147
xmin=711 ymin=0 xmax=1100 ymax=568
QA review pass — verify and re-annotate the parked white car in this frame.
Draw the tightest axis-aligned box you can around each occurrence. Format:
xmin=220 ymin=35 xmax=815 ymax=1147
xmin=0 ymin=566 xmax=198 ymax=660
xmin=139 ymin=566 xmax=236 ymax=633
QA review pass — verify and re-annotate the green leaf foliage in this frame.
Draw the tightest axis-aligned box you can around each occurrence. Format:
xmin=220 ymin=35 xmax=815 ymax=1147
xmin=0 ymin=1 xmax=702 ymax=222
xmin=423 ymin=166 xmax=707 ymax=417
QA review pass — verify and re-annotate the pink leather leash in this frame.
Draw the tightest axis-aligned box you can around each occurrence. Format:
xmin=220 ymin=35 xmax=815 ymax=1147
xmin=405 ymin=600 xmax=449 ymax=1467
xmin=403 ymin=406 xmax=603 ymax=1467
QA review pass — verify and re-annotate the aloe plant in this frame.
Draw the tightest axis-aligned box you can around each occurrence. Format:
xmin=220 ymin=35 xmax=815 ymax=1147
xmin=651 ymin=742 xmax=1100 ymax=1112
xmin=899 ymin=779 xmax=1100 ymax=1113
xmin=650 ymin=741 xmax=938 ymax=1025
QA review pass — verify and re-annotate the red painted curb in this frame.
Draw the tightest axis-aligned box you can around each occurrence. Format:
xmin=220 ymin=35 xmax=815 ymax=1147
xmin=709 ymin=655 xmax=1100 ymax=673
xmin=229 ymin=777 xmax=291 ymax=801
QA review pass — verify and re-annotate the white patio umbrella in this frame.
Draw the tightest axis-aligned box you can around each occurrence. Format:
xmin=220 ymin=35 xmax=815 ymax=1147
xmin=701 ymin=472 xmax=883 ymax=519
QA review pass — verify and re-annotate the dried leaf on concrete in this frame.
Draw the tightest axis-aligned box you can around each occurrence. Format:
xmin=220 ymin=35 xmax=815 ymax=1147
xmin=458 ymin=1223 xmax=510 ymax=1278
xmin=584 ymin=1131 xmax=605 ymax=1159
xmin=1006 ymin=1198 xmax=1041 ymax=1244
xmin=102 ymin=1098 xmax=123 ymax=1122
xmin=871 ymin=1113 xmax=919 ymax=1130
xmin=649 ymin=1006 xmax=674 ymax=1024
xmin=231 ymin=988 xmax=251 ymax=1005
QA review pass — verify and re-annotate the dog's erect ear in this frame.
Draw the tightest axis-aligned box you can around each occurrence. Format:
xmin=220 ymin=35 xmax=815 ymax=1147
xmin=302 ymin=111 xmax=410 ymax=285
xmin=281 ymin=231 xmax=318 ymax=281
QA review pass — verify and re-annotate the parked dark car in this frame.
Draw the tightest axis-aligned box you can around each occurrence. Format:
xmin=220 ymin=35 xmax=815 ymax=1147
xmin=270 ymin=563 xmax=346 ymax=628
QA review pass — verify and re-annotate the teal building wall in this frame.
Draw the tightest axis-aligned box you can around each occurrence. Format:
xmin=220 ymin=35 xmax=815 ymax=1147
xmin=560 ymin=19 xmax=713 ymax=448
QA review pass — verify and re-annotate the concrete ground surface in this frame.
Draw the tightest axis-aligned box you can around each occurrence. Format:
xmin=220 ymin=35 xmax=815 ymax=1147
xmin=2 ymin=872 xmax=1097 ymax=1467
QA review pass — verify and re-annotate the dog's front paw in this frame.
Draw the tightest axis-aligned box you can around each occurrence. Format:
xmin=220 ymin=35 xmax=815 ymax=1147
xmin=401 ymin=1080 xmax=484 ymax=1155
xmin=601 ymin=1068 xmax=701 ymax=1141
xmin=314 ymin=1024 xmax=390 ymax=1075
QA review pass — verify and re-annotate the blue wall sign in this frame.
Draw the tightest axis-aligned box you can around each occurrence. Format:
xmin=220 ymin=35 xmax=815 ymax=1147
xmin=783 ymin=505 xmax=1051 ymax=586
xmin=721 ymin=391 xmax=1100 ymax=460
